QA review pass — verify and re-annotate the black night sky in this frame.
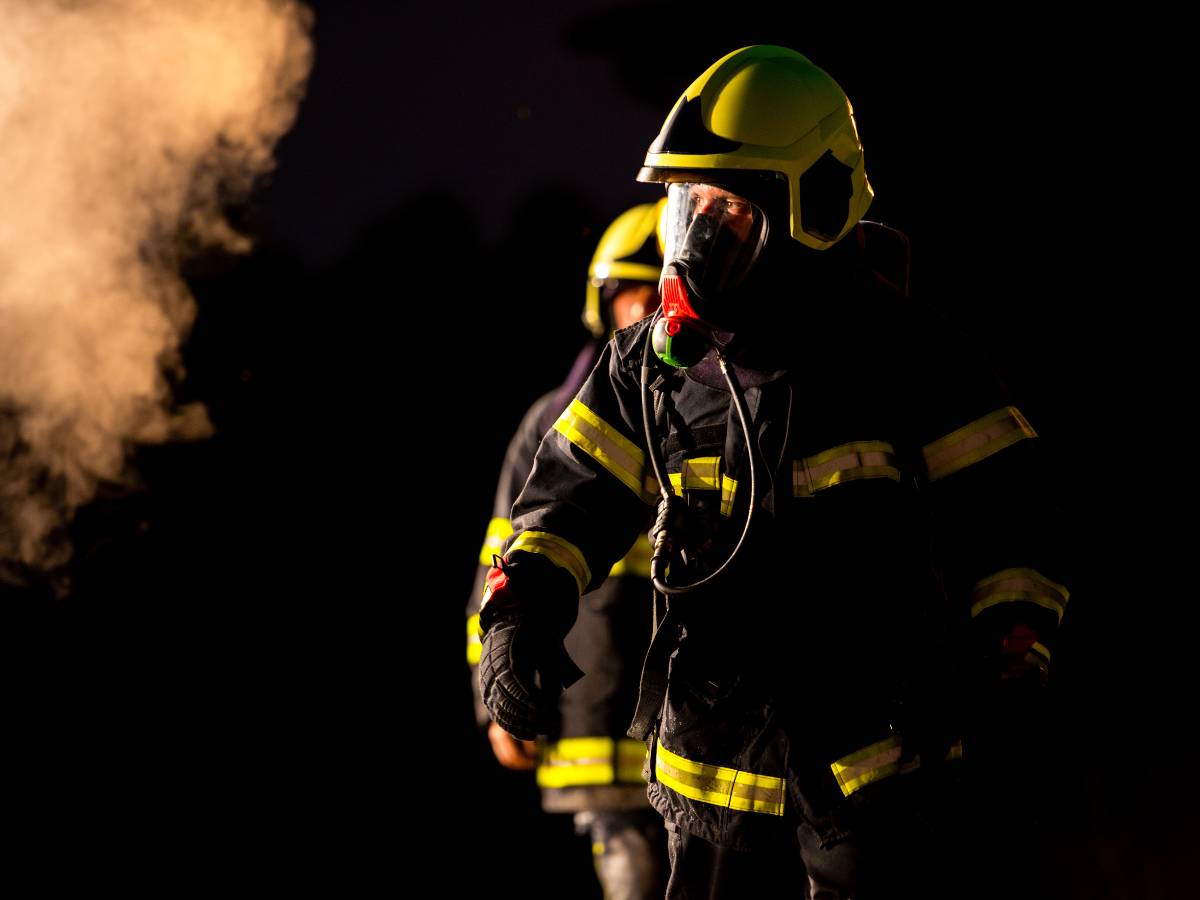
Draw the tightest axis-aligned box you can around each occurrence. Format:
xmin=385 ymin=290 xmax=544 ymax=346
xmin=6 ymin=2 xmax=1185 ymax=893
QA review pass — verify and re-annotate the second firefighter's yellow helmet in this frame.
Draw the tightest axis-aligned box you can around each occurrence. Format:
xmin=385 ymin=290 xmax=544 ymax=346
xmin=637 ymin=45 xmax=872 ymax=251
xmin=583 ymin=199 xmax=666 ymax=338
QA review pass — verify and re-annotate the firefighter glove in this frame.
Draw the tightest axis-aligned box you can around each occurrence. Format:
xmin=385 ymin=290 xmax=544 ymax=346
xmin=477 ymin=552 xmax=582 ymax=740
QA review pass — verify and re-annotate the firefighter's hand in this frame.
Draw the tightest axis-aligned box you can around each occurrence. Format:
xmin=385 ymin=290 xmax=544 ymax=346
xmin=478 ymin=613 xmax=580 ymax=741
xmin=488 ymin=721 xmax=538 ymax=770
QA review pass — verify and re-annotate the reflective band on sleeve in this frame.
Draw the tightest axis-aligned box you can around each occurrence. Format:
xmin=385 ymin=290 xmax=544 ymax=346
xmin=830 ymin=735 xmax=903 ymax=797
xmin=537 ymin=737 xmax=649 ymax=788
xmin=720 ymin=475 xmax=738 ymax=517
xmin=667 ymin=457 xmax=739 ymax=517
xmin=617 ymin=739 xmax=649 ymax=783
xmin=609 ymin=533 xmax=653 ymax=578
xmin=1030 ymin=642 xmax=1051 ymax=664
xmin=477 ymin=517 xmax=513 ymax=566
xmin=922 ymin=406 xmax=1037 ymax=483
xmin=655 ymin=741 xmax=785 ymax=816
xmin=466 ymin=613 xmax=482 ymax=665
xmin=508 ymin=530 xmax=592 ymax=595
xmin=831 ymin=734 xmax=961 ymax=797
xmin=793 ymin=441 xmax=901 ymax=497
xmin=554 ymin=399 xmax=654 ymax=503
xmin=969 ymin=567 xmax=1069 ymax=624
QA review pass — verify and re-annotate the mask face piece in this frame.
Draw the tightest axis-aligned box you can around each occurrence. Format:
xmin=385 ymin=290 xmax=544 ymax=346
xmin=660 ymin=182 xmax=769 ymax=319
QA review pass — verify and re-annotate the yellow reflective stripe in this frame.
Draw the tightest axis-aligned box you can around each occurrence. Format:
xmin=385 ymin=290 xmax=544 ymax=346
xmin=508 ymin=530 xmax=591 ymax=595
xmin=538 ymin=762 xmax=615 ymax=788
xmin=969 ymin=567 xmax=1069 ymax=624
xmin=478 ymin=517 xmax=513 ymax=566
xmin=554 ymin=399 xmax=653 ymax=503
xmin=550 ymin=737 xmax=613 ymax=761
xmin=466 ymin=614 xmax=483 ymax=665
xmin=794 ymin=441 xmax=901 ymax=497
xmin=538 ymin=738 xmax=615 ymax=788
xmin=609 ymin=533 xmax=653 ymax=578
xmin=537 ymin=737 xmax=649 ymax=788
xmin=1030 ymin=642 xmax=1051 ymax=663
xmin=655 ymin=741 xmax=785 ymax=816
xmin=922 ymin=406 xmax=1037 ymax=483
xmin=830 ymin=736 xmax=961 ymax=797
xmin=720 ymin=475 xmax=738 ymax=517
xmin=618 ymin=739 xmax=648 ymax=783
xmin=830 ymin=735 xmax=903 ymax=797
xmin=682 ymin=457 xmax=721 ymax=490
xmin=668 ymin=458 xmax=738 ymax=517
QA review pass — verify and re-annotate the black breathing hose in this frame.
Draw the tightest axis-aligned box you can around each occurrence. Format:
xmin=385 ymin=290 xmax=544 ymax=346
xmin=640 ymin=310 xmax=757 ymax=596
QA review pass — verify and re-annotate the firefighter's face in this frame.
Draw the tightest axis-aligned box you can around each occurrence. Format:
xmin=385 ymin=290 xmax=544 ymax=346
xmin=687 ymin=184 xmax=756 ymax=242
xmin=611 ymin=282 xmax=660 ymax=330
xmin=661 ymin=182 xmax=769 ymax=307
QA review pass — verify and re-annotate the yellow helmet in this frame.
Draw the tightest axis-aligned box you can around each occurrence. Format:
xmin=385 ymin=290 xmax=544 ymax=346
xmin=582 ymin=199 xmax=666 ymax=338
xmin=637 ymin=45 xmax=872 ymax=251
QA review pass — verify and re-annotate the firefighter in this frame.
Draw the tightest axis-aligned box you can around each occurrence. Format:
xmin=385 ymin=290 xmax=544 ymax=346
xmin=467 ymin=202 xmax=668 ymax=899
xmin=476 ymin=46 xmax=1069 ymax=897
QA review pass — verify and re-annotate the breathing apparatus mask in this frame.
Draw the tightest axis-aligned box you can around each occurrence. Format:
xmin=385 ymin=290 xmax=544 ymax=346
xmin=651 ymin=182 xmax=770 ymax=368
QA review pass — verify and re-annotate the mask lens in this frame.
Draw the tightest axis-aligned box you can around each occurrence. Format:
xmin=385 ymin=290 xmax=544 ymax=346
xmin=662 ymin=183 xmax=768 ymax=299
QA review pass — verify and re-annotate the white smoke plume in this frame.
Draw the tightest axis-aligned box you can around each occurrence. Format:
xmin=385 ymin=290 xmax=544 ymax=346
xmin=0 ymin=0 xmax=313 ymax=584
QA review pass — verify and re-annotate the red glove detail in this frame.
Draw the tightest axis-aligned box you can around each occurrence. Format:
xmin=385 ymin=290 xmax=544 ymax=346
xmin=1002 ymin=623 xmax=1039 ymax=657
xmin=479 ymin=559 xmax=511 ymax=613
xmin=997 ymin=622 xmax=1048 ymax=684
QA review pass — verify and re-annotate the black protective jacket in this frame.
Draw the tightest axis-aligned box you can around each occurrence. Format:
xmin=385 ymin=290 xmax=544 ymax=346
xmin=504 ymin=223 xmax=1068 ymax=849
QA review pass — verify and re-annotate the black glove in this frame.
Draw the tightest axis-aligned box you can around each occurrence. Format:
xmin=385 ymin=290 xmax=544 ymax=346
xmin=479 ymin=614 xmax=581 ymax=740
xmin=477 ymin=553 xmax=582 ymax=741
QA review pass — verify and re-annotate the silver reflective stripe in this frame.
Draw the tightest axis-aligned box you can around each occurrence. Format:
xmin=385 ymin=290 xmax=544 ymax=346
xmin=830 ymin=736 xmax=903 ymax=796
xmin=794 ymin=441 xmax=900 ymax=497
xmin=922 ymin=406 xmax=1036 ymax=483
xmin=970 ymin=567 xmax=1069 ymax=624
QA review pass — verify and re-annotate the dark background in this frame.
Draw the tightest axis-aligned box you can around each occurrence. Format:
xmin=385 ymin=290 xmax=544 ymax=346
xmin=6 ymin=2 xmax=1184 ymax=894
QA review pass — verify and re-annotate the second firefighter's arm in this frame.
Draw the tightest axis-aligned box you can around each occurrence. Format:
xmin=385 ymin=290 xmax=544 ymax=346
xmin=478 ymin=328 xmax=657 ymax=737
xmin=504 ymin=335 xmax=658 ymax=598
xmin=466 ymin=393 xmax=562 ymax=728
xmin=466 ymin=393 xmax=563 ymax=633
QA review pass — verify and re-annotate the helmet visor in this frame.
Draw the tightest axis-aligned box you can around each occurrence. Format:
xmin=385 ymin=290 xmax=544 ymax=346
xmin=661 ymin=182 xmax=768 ymax=300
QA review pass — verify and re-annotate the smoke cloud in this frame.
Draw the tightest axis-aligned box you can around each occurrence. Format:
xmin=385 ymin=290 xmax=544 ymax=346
xmin=0 ymin=0 xmax=313 ymax=584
